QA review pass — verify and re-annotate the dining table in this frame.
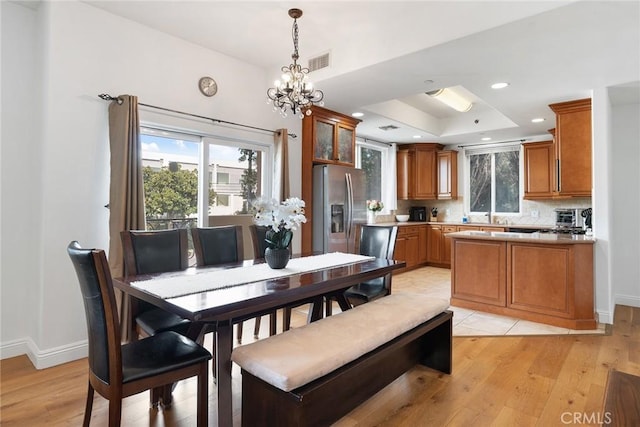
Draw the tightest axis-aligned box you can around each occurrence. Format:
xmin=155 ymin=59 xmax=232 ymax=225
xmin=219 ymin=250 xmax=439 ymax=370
xmin=113 ymin=252 xmax=405 ymax=427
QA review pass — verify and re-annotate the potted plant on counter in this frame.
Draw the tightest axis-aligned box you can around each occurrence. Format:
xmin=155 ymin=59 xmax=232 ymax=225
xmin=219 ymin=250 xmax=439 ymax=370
xmin=366 ymin=200 xmax=384 ymax=224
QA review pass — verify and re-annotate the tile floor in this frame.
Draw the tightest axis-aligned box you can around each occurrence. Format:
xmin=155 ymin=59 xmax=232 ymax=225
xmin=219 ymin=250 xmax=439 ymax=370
xmin=390 ymin=266 xmax=606 ymax=336
xmin=284 ymin=266 xmax=606 ymax=338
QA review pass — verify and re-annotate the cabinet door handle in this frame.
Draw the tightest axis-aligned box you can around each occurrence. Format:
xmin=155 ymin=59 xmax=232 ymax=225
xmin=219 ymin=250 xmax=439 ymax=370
xmin=556 ymin=159 xmax=561 ymax=192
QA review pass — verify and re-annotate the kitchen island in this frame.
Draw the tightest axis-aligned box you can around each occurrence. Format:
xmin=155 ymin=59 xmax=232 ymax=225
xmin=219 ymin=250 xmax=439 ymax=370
xmin=449 ymin=230 xmax=596 ymax=330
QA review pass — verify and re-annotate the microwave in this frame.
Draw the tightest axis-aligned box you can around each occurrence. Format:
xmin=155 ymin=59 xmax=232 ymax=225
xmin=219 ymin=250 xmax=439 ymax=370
xmin=555 ymin=208 xmax=586 ymax=228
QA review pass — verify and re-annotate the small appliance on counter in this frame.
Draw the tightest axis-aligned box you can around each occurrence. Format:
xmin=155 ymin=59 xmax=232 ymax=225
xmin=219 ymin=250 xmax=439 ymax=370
xmin=409 ymin=206 xmax=427 ymax=222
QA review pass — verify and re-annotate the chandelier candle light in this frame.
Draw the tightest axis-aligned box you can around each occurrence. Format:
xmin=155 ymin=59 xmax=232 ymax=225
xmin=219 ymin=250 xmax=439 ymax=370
xmin=267 ymin=8 xmax=324 ymax=118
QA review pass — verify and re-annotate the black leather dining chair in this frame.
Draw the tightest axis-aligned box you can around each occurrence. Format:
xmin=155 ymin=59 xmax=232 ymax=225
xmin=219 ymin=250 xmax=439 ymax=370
xmin=120 ymin=229 xmax=190 ymax=341
xmin=326 ymin=225 xmax=399 ymax=316
xmin=192 ymin=225 xmax=275 ymax=342
xmin=67 ymin=241 xmax=211 ymax=426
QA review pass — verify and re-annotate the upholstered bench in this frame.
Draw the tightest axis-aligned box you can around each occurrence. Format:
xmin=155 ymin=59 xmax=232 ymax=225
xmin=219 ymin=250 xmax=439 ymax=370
xmin=231 ymin=293 xmax=452 ymax=426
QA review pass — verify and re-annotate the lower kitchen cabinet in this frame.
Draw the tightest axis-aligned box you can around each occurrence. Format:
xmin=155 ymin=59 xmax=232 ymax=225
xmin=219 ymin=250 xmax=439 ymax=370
xmin=394 ymin=225 xmax=420 ymax=272
xmin=507 ymin=242 xmax=593 ymax=322
xmin=393 ymin=224 xmax=432 ymax=273
xmin=427 ymin=224 xmax=459 ymax=267
xmin=426 ymin=225 xmax=442 ymax=263
xmin=451 ymin=239 xmax=507 ymax=307
xmin=450 ymin=233 xmax=596 ymax=329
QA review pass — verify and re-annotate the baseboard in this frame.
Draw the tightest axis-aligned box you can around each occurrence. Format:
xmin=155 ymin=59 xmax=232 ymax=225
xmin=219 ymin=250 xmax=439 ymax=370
xmin=596 ymin=309 xmax=613 ymax=325
xmin=1 ymin=337 xmax=88 ymax=369
xmin=615 ymin=294 xmax=640 ymax=309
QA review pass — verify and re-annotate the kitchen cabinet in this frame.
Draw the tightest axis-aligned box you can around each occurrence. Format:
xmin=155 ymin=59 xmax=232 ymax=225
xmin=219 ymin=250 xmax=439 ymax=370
xmin=449 ymin=232 xmax=596 ymax=329
xmin=418 ymin=226 xmax=428 ymax=263
xmin=303 ymin=106 xmax=360 ymax=166
xmin=523 ymin=140 xmax=555 ymax=199
xmin=442 ymin=225 xmax=457 ymax=265
xmin=394 ymin=225 xmax=420 ymax=272
xmin=301 ymin=106 xmax=361 ymax=254
xmin=437 ymin=150 xmax=458 ymax=200
xmin=549 ymin=98 xmax=592 ymax=197
xmin=427 ymin=224 xmax=463 ymax=267
xmin=396 ymin=143 xmax=443 ymax=200
xmin=451 ymin=239 xmax=507 ymax=307
xmin=426 ymin=225 xmax=442 ymax=263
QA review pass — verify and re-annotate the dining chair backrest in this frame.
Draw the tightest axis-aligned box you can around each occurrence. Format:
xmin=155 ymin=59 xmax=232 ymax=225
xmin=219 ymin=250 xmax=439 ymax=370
xmin=249 ymin=225 xmax=269 ymax=260
xmin=359 ymin=225 xmax=398 ymax=288
xmin=191 ymin=225 xmax=244 ymax=266
xmin=359 ymin=225 xmax=398 ymax=259
xmin=68 ymin=241 xmax=121 ymax=386
xmin=120 ymin=229 xmax=189 ymax=276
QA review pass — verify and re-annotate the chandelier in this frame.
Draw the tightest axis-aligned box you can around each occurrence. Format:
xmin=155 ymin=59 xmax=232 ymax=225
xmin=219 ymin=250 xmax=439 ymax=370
xmin=267 ymin=8 xmax=324 ymax=118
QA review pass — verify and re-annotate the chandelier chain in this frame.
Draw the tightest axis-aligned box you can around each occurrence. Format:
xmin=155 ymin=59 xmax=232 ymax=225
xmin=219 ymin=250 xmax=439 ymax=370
xmin=267 ymin=8 xmax=324 ymax=119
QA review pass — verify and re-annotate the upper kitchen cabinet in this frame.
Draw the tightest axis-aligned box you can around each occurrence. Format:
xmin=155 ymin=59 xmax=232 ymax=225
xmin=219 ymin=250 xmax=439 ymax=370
xmin=437 ymin=150 xmax=458 ymax=200
xmin=302 ymin=106 xmax=360 ymax=166
xmin=396 ymin=143 xmax=443 ymax=200
xmin=523 ymin=140 xmax=555 ymax=199
xmin=549 ymin=98 xmax=592 ymax=197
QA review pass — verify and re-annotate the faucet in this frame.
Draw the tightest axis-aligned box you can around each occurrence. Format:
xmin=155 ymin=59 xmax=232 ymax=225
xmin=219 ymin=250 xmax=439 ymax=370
xmin=485 ymin=212 xmax=492 ymax=224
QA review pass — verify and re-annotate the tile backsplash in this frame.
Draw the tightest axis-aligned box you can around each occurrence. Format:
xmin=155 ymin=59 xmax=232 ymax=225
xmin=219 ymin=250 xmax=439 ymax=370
xmin=394 ymin=197 xmax=592 ymax=226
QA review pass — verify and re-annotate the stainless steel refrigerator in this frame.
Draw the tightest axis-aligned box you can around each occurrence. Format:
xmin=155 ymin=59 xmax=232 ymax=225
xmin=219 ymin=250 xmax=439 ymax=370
xmin=312 ymin=164 xmax=367 ymax=254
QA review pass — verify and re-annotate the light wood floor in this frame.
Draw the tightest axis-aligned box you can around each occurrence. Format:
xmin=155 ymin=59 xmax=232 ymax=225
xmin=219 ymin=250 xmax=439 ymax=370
xmin=2 ymin=269 xmax=639 ymax=426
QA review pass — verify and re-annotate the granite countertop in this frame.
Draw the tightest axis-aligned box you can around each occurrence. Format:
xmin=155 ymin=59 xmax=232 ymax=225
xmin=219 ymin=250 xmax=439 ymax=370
xmin=447 ymin=230 xmax=595 ymax=244
xmin=373 ymin=221 xmax=548 ymax=229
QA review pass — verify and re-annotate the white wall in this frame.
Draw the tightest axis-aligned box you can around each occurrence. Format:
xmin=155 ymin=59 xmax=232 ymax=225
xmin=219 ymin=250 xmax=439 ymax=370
xmin=610 ymin=101 xmax=640 ymax=308
xmin=0 ymin=1 xmax=300 ymax=368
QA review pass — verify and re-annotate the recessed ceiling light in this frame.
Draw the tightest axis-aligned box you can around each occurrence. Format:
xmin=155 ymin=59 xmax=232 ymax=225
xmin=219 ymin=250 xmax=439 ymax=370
xmin=531 ymin=117 xmax=545 ymax=123
xmin=481 ymin=137 xmax=492 ymax=141
xmin=491 ymin=82 xmax=509 ymax=89
xmin=352 ymin=112 xmax=364 ymax=117
xmin=413 ymin=135 xmax=421 ymax=139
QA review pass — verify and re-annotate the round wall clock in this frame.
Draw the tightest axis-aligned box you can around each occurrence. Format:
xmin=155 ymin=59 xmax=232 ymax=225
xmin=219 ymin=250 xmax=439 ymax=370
xmin=198 ymin=76 xmax=218 ymax=97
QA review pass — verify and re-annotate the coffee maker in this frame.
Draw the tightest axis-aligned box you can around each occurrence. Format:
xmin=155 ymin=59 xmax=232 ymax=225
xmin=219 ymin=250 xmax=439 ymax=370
xmin=409 ymin=206 xmax=427 ymax=222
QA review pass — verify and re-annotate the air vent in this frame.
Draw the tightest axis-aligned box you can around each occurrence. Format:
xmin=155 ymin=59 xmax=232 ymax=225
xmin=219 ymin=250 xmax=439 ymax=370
xmin=378 ymin=125 xmax=399 ymax=131
xmin=308 ymin=53 xmax=330 ymax=72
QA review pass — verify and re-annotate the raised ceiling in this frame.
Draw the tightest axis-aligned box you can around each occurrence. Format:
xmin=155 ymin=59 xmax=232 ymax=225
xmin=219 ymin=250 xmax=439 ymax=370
xmin=85 ymin=0 xmax=639 ymax=146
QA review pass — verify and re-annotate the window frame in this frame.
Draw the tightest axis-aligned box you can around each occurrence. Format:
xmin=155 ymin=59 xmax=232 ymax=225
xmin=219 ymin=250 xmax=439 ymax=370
xmin=140 ymin=123 xmax=273 ymax=227
xmin=355 ymin=138 xmax=397 ymax=214
xmin=463 ymin=144 xmax=523 ymax=216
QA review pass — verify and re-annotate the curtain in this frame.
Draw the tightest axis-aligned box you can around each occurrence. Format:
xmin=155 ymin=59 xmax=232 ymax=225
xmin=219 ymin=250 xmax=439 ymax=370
xmin=273 ymin=129 xmax=290 ymax=200
xmin=107 ymin=95 xmax=145 ymax=342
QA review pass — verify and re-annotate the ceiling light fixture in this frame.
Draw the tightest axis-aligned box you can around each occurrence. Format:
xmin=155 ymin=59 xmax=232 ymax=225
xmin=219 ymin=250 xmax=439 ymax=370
xmin=481 ymin=137 xmax=492 ymax=141
xmin=531 ymin=117 xmax=545 ymax=123
xmin=491 ymin=82 xmax=510 ymax=89
xmin=267 ymin=8 xmax=324 ymax=118
xmin=352 ymin=112 xmax=364 ymax=118
xmin=413 ymin=135 xmax=421 ymax=139
xmin=426 ymin=88 xmax=472 ymax=112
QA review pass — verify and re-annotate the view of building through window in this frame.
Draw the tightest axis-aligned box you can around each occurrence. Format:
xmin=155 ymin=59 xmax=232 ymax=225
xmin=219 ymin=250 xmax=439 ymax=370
xmin=140 ymin=129 xmax=265 ymax=232
xmin=469 ymin=149 xmax=520 ymax=214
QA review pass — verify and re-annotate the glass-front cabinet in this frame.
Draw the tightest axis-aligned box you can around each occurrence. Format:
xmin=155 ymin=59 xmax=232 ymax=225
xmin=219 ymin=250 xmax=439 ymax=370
xmin=304 ymin=106 xmax=359 ymax=167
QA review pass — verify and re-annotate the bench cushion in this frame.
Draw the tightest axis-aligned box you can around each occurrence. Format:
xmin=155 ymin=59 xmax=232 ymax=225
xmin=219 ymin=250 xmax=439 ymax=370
xmin=231 ymin=293 xmax=450 ymax=392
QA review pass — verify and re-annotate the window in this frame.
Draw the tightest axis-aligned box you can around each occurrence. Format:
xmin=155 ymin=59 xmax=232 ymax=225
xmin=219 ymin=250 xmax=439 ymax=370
xmin=140 ymin=126 xmax=271 ymax=229
xmin=356 ymin=139 xmax=397 ymax=212
xmin=467 ymin=147 xmax=520 ymax=214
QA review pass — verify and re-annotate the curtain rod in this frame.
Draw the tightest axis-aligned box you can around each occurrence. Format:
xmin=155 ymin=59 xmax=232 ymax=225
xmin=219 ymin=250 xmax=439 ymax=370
xmin=457 ymin=138 xmax=526 ymax=149
xmin=356 ymin=136 xmax=393 ymax=147
xmin=98 ymin=94 xmax=297 ymax=139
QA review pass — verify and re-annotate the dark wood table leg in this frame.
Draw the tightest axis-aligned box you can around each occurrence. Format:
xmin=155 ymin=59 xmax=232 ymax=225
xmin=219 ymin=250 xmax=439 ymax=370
xmin=216 ymin=320 xmax=233 ymax=427
xmin=307 ymin=296 xmax=324 ymax=323
xmin=269 ymin=311 xmax=277 ymax=336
